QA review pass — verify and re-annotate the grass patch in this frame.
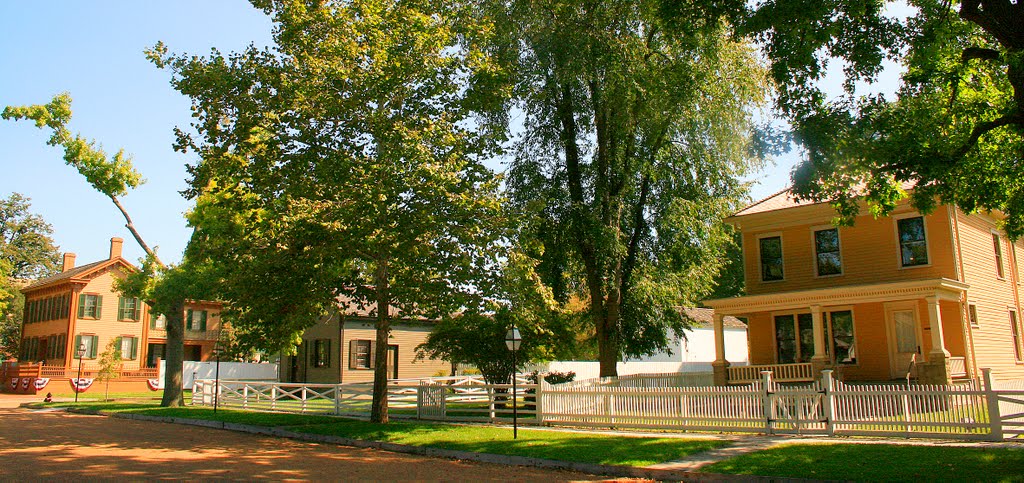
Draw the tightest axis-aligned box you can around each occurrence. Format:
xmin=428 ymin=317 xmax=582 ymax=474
xmin=48 ymin=402 xmax=726 ymax=467
xmin=702 ymin=443 xmax=1024 ymax=482
xmin=293 ymin=421 xmax=726 ymax=467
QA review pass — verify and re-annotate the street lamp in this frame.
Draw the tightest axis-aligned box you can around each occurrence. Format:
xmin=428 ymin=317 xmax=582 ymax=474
xmin=74 ymin=343 xmax=86 ymax=403
xmin=213 ymin=343 xmax=223 ymax=414
xmin=504 ymin=326 xmax=522 ymax=439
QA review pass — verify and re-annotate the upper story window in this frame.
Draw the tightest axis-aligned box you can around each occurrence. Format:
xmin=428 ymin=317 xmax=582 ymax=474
xmin=118 ymin=297 xmax=141 ymax=321
xmin=993 ymin=232 xmax=1005 ymax=278
xmin=814 ymin=228 xmax=842 ymax=276
xmin=186 ymin=309 xmax=208 ymax=331
xmin=897 ymin=216 xmax=928 ymax=267
xmin=759 ymin=236 xmax=784 ymax=281
xmin=78 ymin=294 xmax=103 ymax=319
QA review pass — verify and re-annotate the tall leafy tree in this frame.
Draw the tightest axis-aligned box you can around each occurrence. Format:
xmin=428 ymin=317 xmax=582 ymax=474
xmin=734 ymin=0 xmax=1024 ymax=236
xmin=150 ymin=0 xmax=508 ymax=423
xmin=2 ymin=95 xmax=192 ymax=406
xmin=499 ymin=0 xmax=768 ymax=377
xmin=0 ymin=193 xmax=62 ymax=359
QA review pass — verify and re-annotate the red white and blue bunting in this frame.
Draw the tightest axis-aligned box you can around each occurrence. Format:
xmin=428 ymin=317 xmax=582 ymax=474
xmin=34 ymin=378 xmax=49 ymax=390
xmin=21 ymin=378 xmax=30 ymax=390
xmin=146 ymin=378 xmax=163 ymax=391
xmin=70 ymin=378 xmax=94 ymax=393
xmin=8 ymin=378 xmax=16 ymax=391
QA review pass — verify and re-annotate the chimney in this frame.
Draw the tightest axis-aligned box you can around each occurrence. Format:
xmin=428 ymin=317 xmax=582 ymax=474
xmin=109 ymin=237 xmax=124 ymax=260
xmin=62 ymin=253 xmax=76 ymax=272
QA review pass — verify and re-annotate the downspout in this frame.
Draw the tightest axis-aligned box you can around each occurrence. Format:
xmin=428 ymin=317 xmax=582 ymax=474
xmin=338 ymin=309 xmax=345 ymax=384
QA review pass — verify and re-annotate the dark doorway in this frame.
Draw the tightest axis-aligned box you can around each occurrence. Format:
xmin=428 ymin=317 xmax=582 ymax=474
xmin=184 ymin=345 xmax=202 ymax=361
xmin=147 ymin=344 xmax=166 ymax=368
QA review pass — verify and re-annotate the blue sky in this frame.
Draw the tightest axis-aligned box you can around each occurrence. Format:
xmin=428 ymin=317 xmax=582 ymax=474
xmin=0 ymin=2 xmax=833 ymax=266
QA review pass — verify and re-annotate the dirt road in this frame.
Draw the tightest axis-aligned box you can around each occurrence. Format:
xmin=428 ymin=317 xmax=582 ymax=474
xmin=0 ymin=394 xmax=602 ymax=481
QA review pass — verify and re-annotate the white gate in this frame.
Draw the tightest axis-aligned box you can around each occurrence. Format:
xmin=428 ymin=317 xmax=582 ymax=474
xmin=417 ymin=382 xmax=446 ymax=419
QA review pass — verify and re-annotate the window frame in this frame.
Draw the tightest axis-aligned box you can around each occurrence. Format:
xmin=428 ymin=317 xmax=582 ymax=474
xmin=118 ymin=296 xmax=141 ymax=322
xmin=826 ymin=309 xmax=858 ymax=366
xmin=968 ymin=303 xmax=980 ymax=328
xmin=78 ymin=293 xmax=103 ymax=319
xmin=812 ymin=226 xmax=843 ymax=277
xmin=992 ymin=230 xmax=1006 ymax=279
xmin=349 ymin=339 xmax=373 ymax=370
xmin=758 ymin=233 xmax=785 ymax=282
xmin=1011 ymin=309 xmax=1023 ymax=363
xmin=894 ymin=214 xmax=930 ymax=269
xmin=312 ymin=339 xmax=332 ymax=368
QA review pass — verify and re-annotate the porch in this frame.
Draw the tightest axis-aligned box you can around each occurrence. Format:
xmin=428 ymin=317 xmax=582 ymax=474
xmin=705 ymin=278 xmax=972 ymax=385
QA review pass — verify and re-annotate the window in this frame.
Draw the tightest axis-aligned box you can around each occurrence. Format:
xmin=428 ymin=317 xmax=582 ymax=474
xmin=759 ymin=236 xmax=784 ymax=281
xmin=349 ymin=340 xmax=373 ymax=369
xmin=897 ymin=217 xmax=928 ymax=267
xmin=78 ymin=294 xmax=103 ymax=319
xmin=118 ymin=297 xmax=141 ymax=321
xmin=828 ymin=310 xmax=857 ymax=364
xmin=151 ymin=314 xmax=167 ymax=330
xmin=993 ymin=233 xmax=1005 ymax=278
xmin=186 ymin=310 xmax=208 ymax=331
xmin=313 ymin=339 xmax=331 ymax=368
xmin=118 ymin=336 xmax=138 ymax=360
xmin=969 ymin=304 xmax=980 ymax=327
xmin=814 ymin=228 xmax=842 ymax=276
xmin=1012 ymin=310 xmax=1022 ymax=363
xmin=74 ymin=334 xmax=99 ymax=359
xmin=774 ymin=314 xmax=814 ymax=363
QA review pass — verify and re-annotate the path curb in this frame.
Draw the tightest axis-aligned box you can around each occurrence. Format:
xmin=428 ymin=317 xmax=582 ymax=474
xmin=62 ymin=407 xmax=820 ymax=482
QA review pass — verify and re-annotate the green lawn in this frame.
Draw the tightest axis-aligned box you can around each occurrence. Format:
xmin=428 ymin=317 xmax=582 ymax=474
xmin=702 ymin=443 xmax=1024 ymax=482
xmin=50 ymin=402 xmax=726 ymax=467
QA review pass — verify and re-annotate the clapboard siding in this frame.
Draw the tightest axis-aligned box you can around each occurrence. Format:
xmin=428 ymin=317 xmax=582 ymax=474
xmin=956 ymin=210 xmax=1024 ymax=379
xmin=67 ymin=266 xmax=149 ymax=370
xmin=743 ymin=206 xmax=957 ymax=296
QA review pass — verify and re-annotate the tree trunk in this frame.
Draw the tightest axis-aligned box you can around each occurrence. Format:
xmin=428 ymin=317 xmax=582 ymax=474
xmin=161 ymin=298 xmax=185 ymax=407
xmin=370 ymin=259 xmax=390 ymax=423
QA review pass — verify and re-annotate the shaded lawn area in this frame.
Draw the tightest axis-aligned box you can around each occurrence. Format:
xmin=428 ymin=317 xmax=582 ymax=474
xmin=293 ymin=421 xmax=726 ymax=467
xmin=703 ymin=443 xmax=1024 ymax=482
xmin=47 ymin=402 xmax=726 ymax=467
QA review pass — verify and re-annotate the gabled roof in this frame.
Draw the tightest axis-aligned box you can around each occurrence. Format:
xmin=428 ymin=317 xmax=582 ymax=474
xmin=21 ymin=258 xmax=136 ymax=293
xmin=681 ymin=307 xmax=746 ymax=329
xmin=732 ymin=188 xmax=823 ymax=217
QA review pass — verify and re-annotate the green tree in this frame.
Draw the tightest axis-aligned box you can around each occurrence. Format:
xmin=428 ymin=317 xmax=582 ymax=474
xmin=499 ymin=0 xmax=768 ymax=377
xmin=734 ymin=0 xmax=1024 ymax=236
xmin=151 ymin=0 xmax=509 ymax=423
xmin=0 ymin=193 xmax=61 ymax=359
xmin=2 ymin=95 xmax=192 ymax=407
xmin=97 ymin=338 xmax=123 ymax=402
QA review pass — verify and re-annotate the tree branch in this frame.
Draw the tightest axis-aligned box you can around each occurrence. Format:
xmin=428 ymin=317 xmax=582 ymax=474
xmin=955 ymin=112 xmax=1024 ymax=159
xmin=109 ymin=195 xmax=164 ymax=268
xmin=961 ymin=47 xmax=1000 ymax=63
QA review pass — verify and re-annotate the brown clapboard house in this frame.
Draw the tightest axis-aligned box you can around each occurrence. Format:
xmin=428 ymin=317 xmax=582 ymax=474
xmin=705 ymin=189 xmax=1024 ymax=385
xmin=280 ymin=302 xmax=450 ymax=384
xmin=16 ymin=238 xmax=224 ymax=374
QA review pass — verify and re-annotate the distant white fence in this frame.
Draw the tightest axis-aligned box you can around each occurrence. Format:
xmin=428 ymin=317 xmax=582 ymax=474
xmin=533 ymin=361 xmax=746 ymax=381
xmin=159 ymin=361 xmax=279 ymax=389
xmin=192 ymin=370 xmax=1024 ymax=441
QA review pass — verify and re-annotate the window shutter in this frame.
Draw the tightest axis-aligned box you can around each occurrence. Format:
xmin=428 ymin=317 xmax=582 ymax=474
xmin=325 ymin=340 xmax=331 ymax=368
xmin=89 ymin=336 xmax=99 ymax=358
xmin=118 ymin=297 xmax=125 ymax=320
xmin=134 ymin=300 xmax=142 ymax=321
xmin=200 ymin=311 xmax=208 ymax=331
xmin=186 ymin=309 xmax=194 ymax=330
xmin=131 ymin=338 xmax=138 ymax=360
xmin=78 ymin=295 xmax=86 ymax=318
xmin=369 ymin=341 xmax=377 ymax=369
xmin=73 ymin=335 xmax=82 ymax=356
xmin=349 ymin=340 xmax=357 ymax=369
xmin=95 ymin=296 xmax=102 ymax=319
xmin=115 ymin=337 xmax=123 ymax=358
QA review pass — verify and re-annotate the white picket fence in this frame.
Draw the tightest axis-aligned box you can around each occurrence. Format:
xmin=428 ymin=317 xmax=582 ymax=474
xmin=192 ymin=369 xmax=1024 ymax=441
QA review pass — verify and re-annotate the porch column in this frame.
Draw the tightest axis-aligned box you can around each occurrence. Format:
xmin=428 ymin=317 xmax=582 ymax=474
xmin=810 ymin=305 xmax=829 ymax=376
xmin=922 ymin=295 xmax=951 ymax=385
xmin=926 ymin=296 xmax=950 ymax=357
xmin=712 ymin=312 xmax=729 ymax=386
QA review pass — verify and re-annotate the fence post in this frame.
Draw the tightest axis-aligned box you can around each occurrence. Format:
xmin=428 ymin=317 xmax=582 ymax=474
xmin=983 ymin=368 xmax=1003 ymax=441
xmin=272 ymin=385 xmax=278 ymax=410
xmin=335 ymin=384 xmax=341 ymax=416
xmin=301 ymin=386 xmax=307 ymax=412
xmin=536 ymin=379 xmax=545 ymax=424
xmin=243 ymin=385 xmax=249 ymax=409
xmin=417 ymin=381 xmax=424 ymax=419
xmin=761 ymin=371 xmax=773 ymax=435
xmin=821 ymin=370 xmax=835 ymax=437
xmin=488 ymin=385 xmax=495 ymax=422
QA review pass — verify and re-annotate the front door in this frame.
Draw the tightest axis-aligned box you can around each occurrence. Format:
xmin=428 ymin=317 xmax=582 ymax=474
xmin=887 ymin=307 xmax=921 ymax=379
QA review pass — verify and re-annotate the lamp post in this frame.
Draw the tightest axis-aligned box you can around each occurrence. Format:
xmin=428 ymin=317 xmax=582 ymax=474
xmin=504 ymin=326 xmax=522 ymax=439
xmin=213 ymin=343 xmax=222 ymax=414
xmin=74 ymin=343 xmax=86 ymax=403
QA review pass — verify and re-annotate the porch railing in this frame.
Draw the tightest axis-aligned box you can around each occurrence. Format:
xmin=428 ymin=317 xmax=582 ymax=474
xmin=728 ymin=363 xmax=813 ymax=383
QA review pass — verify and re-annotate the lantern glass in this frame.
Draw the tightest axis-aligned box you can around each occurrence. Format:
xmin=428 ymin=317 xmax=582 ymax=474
xmin=505 ymin=327 xmax=521 ymax=351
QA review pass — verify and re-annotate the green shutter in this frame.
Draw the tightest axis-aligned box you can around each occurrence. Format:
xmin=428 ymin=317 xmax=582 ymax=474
xmin=95 ymin=296 xmax=102 ymax=319
xmin=89 ymin=335 xmax=98 ymax=358
xmin=115 ymin=336 xmax=123 ymax=358
xmin=73 ymin=335 xmax=82 ymax=357
xmin=77 ymin=296 xmax=85 ymax=318
xmin=118 ymin=297 xmax=125 ymax=320
xmin=200 ymin=311 xmax=208 ymax=331
xmin=131 ymin=337 xmax=138 ymax=360
xmin=134 ymin=299 xmax=142 ymax=321
xmin=186 ymin=309 xmax=194 ymax=330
